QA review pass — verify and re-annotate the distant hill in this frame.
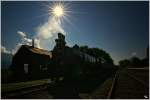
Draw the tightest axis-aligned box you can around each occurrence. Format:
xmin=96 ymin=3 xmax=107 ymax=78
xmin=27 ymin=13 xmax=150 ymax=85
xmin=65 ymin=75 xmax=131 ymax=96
xmin=1 ymin=53 xmax=13 ymax=69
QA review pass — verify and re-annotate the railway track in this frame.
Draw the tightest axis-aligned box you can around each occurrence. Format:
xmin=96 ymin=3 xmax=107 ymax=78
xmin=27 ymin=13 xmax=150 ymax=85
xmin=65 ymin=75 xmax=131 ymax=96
xmin=106 ymin=71 xmax=119 ymax=99
xmin=2 ymin=67 xmax=149 ymax=99
xmin=107 ymin=67 xmax=149 ymax=99
xmin=2 ymin=83 xmax=53 ymax=99
xmin=127 ymin=67 xmax=149 ymax=85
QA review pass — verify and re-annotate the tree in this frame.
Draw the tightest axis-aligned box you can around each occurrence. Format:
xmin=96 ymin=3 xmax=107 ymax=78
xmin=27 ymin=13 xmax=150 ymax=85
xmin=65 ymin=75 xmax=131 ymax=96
xmin=79 ymin=46 xmax=114 ymax=65
xmin=119 ymin=59 xmax=131 ymax=68
xmin=89 ymin=48 xmax=113 ymax=64
xmin=79 ymin=45 xmax=89 ymax=53
xmin=130 ymin=57 xmax=142 ymax=67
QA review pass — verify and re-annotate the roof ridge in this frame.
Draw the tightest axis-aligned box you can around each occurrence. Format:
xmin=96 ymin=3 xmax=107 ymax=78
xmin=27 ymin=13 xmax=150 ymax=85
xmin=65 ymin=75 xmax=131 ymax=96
xmin=23 ymin=45 xmax=50 ymax=51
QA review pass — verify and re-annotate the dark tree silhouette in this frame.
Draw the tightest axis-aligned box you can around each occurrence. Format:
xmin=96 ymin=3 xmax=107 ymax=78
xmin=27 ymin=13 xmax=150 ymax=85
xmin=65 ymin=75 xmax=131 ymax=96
xmin=119 ymin=59 xmax=131 ymax=68
xmin=79 ymin=46 xmax=114 ymax=65
xmin=130 ymin=57 xmax=143 ymax=67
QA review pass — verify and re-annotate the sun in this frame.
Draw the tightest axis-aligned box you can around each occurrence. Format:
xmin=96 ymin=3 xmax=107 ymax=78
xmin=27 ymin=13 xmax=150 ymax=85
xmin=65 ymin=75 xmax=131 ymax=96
xmin=49 ymin=3 xmax=66 ymax=18
xmin=52 ymin=5 xmax=64 ymax=17
xmin=47 ymin=2 xmax=72 ymax=24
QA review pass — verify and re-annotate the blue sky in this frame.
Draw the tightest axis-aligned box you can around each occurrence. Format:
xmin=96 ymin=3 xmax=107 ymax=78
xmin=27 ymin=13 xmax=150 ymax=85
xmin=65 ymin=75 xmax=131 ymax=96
xmin=1 ymin=1 xmax=149 ymax=65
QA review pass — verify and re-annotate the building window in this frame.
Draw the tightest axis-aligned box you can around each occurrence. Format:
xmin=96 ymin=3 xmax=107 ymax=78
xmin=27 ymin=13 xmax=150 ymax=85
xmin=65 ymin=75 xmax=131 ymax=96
xmin=24 ymin=64 xmax=28 ymax=74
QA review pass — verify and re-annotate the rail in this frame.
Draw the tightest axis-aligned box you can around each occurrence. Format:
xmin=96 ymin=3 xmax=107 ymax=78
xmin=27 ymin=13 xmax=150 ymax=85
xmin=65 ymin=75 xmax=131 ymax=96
xmin=107 ymin=68 xmax=149 ymax=99
xmin=127 ymin=67 xmax=149 ymax=70
xmin=2 ymin=82 xmax=53 ymax=99
xmin=127 ymin=72 xmax=149 ymax=88
xmin=107 ymin=71 xmax=118 ymax=99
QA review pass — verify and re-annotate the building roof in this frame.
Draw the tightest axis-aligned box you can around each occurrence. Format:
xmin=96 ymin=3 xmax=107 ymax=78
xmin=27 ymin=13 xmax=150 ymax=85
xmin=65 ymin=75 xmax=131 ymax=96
xmin=22 ymin=45 xmax=52 ymax=58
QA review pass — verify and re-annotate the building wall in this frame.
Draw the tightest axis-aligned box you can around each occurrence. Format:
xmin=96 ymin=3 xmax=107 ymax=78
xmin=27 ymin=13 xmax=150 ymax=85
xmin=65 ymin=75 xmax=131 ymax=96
xmin=11 ymin=47 xmax=51 ymax=82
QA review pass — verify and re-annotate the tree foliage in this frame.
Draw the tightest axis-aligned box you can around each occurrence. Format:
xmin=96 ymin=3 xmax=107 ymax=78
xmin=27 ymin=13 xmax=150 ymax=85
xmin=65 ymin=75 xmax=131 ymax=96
xmin=119 ymin=56 xmax=148 ymax=68
xmin=130 ymin=57 xmax=143 ymax=67
xmin=79 ymin=45 xmax=114 ymax=65
xmin=119 ymin=59 xmax=131 ymax=68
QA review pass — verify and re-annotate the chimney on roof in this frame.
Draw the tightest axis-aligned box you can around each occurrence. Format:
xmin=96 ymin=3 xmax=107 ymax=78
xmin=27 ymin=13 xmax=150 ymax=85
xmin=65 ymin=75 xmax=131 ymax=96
xmin=32 ymin=39 xmax=34 ymax=48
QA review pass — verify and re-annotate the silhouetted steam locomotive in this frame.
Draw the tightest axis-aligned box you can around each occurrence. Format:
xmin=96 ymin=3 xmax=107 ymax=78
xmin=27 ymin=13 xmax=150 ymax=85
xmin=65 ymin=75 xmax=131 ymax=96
xmin=48 ymin=33 xmax=116 ymax=83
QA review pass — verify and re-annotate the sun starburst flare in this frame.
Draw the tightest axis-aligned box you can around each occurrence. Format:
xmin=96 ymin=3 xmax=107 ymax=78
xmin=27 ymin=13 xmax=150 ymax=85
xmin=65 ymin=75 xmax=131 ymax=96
xmin=49 ymin=2 xmax=69 ymax=19
xmin=52 ymin=5 xmax=64 ymax=17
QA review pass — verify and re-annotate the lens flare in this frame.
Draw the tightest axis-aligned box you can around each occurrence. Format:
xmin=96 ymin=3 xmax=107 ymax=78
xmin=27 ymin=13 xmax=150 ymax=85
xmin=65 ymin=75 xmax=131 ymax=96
xmin=47 ymin=1 xmax=74 ymax=24
xmin=52 ymin=5 xmax=64 ymax=17
xmin=49 ymin=2 xmax=67 ymax=18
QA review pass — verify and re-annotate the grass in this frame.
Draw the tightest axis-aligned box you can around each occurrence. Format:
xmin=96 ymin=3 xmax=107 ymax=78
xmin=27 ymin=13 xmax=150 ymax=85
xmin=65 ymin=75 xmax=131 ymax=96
xmin=1 ymin=78 xmax=51 ymax=93
xmin=90 ymin=77 xmax=113 ymax=99
xmin=80 ymin=67 xmax=149 ymax=99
